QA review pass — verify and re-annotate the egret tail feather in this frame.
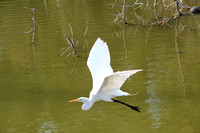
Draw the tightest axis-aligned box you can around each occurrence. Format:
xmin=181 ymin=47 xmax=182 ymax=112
xmin=129 ymin=92 xmax=139 ymax=96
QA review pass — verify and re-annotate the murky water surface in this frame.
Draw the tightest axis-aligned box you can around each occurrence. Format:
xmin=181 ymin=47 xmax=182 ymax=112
xmin=0 ymin=0 xmax=200 ymax=132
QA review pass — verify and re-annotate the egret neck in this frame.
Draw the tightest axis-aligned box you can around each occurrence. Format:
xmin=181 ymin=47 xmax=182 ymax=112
xmin=79 ymin=97 xmax=95 ymax=111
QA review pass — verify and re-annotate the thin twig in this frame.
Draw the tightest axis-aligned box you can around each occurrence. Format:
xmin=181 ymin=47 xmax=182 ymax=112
xmin=176 ymin=0 xmax=191 ymax=9
xmin=133 ymin=9 xmax=145 ymax=23
xmin=107 ymin=3 xmax=122 ymax=7
xmin=69 ymin=23 xmax=73 ymax=38
xmin=84 ymin=21 xmax=88 ymax=37
xmin=18 ymin=27 xmax=33 ymax=34
xmin=84 ymin=22 xmax=89 ymax=50
xmin=147 ymin=0 xmax=159 ymax=19
xmin=179 ymin=24 xmax=193 ymax=31
xmin=60 ymin=46 xmax=71 ymax=56
xmin=122 ymin=0 xmax=127 ymax=24
xmin=65 ymin=35 xmax=79 ymax=57
xmin=126 ymin=0 xmax=139 ymax=7
xmin=32 ymin=8 xmax=36 ymax=44
xmin=67 ymin=51 xmax=75 ymax=58
xmin=108 ymin=0 xmax=140 ymax=8
xmin=19 ymin=7 xmax=36 ymax=44
xmin=24 ymin=7 xmax=34 ymax=11
xmin=18 ymin=7 xmax=38 ymax=76
xmin=175 ymin=0 xmax=182 ymax=16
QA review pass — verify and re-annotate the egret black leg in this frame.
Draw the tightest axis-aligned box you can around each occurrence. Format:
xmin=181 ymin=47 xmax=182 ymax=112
xmin=112 ymin=99 xmax=141 ymax=112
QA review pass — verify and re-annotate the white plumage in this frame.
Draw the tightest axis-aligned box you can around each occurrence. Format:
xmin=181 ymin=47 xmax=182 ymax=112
xmin=87 ymin=38 xmax=113 ymax=96
xmin=69 ymin=37 xmax=142 ymax=111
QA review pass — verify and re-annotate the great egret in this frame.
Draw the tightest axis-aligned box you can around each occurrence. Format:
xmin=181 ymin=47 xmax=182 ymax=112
xmin=69 ymin=38 xmax=142 ymax=112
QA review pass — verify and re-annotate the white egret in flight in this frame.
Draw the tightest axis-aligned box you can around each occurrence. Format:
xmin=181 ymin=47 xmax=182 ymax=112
xmin=69 ymin=38 xmax=142 ymax=112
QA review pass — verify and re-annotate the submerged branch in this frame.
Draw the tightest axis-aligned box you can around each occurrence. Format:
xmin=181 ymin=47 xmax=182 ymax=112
xmin=19 ymin=7 xmax=36 ymax=44
xmin=18 ymin=27 xmax=33 ymax=34
xmin=60 ymin=46 xmax=72 ymax=56
xmin=179 ymin=24 xmax=193 ymax=31
xmin=84 ymin=21 xmax=89 ymax=50
xmin=69 ymin=23 xmax=73 ymax=38
xmin=174 ymin=17 xmax=186 ymax=93
xmin=84 ymin=21 xmax=88 ymax=37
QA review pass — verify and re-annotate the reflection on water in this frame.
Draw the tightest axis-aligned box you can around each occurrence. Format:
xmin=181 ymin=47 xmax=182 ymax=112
xmin=0 ymin=0 xmax=200 ymax=132
xmin=38 ymin=114 xmax=57 ymax=133
xmin=145 ymin=81 xmax=162 ymax=129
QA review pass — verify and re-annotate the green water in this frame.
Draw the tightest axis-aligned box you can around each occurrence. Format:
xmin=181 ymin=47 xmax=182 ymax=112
xmin=0 ymin=0 xmax=200 ymax=132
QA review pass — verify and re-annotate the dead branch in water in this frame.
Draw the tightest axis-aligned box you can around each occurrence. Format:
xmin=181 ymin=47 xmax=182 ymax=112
xmin=61 ymin=23 xmax=80 ymax=58
xmin=110 ymin=0 xmax=198 ymax=27
xmin=147 ymin=0 xmax=159 ymax=19
xmin=110 ymin=0 xmax=143 ymax=24
xmin=122 ymin=0 xmax=127 ymax=24
xmin=178 ymin=24 xmax=193 ymax=31
xmin=19 ymin=7 xmax=38 ymax=75
xmin=64 ymin=35 xmax=79 ymax=57
xmin=19 ymin=7 xmax=37 ymax=44
xmin=176 ymin=0 xmax=191 ymax=9
xmin=110 ymin=0 xmax=160 ymax=24
xmin=175 ymin=0 xmax=182 ymax=16
xmin=61 ymin=22 xmax=89 ymax=58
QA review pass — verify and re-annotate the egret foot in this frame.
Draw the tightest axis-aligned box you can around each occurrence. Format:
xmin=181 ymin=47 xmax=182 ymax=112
xmin=112 ymin=99 xmax=141 ymax=112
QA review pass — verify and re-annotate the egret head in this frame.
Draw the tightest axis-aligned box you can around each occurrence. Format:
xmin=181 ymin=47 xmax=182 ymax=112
xmin=68 ymin=97 xmax=88 ymax=103
xmin=68 ymin=97 xmax=92 ymax=111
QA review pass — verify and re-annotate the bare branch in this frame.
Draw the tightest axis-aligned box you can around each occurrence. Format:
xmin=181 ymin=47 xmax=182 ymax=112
xmin=126 ymin=0 xmax=139 ymax=7
xmin=176 ymin=0 xmax=191 ymax=9
xmin=133 ymin=9 xmax=145 ymax=23
xmin=122 ymin=0 xmax=127 ymax=24
xmin=108 ymin=0 xmax=141 ymax=8
xmin=175 ymin=0 xmax=182 ymax=16
xmin=19 ymin=7 xmax=36 ymax=44
xmin=65 ymin=35 xmax=79 ymax=57
xmin=111 ymin=10 xmax=122 ymax=24
xmin=107 ymin=3 xmax=123 ymax=7
xmin=147 ymin=0 xmax=159 ymax=19
xmin=179 ymin=24 xmax=193 ymax=31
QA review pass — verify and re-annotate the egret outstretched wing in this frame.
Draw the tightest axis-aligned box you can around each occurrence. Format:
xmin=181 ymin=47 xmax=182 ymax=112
xmin=98 ymin=70 xmax=142 ymax=100
xmin=87 ymin=38 xmax=113 ymax=96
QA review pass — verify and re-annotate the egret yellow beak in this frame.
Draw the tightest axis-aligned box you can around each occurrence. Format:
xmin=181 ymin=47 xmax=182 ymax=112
xmin=68 ymin=99 xmax=79 ymax=103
